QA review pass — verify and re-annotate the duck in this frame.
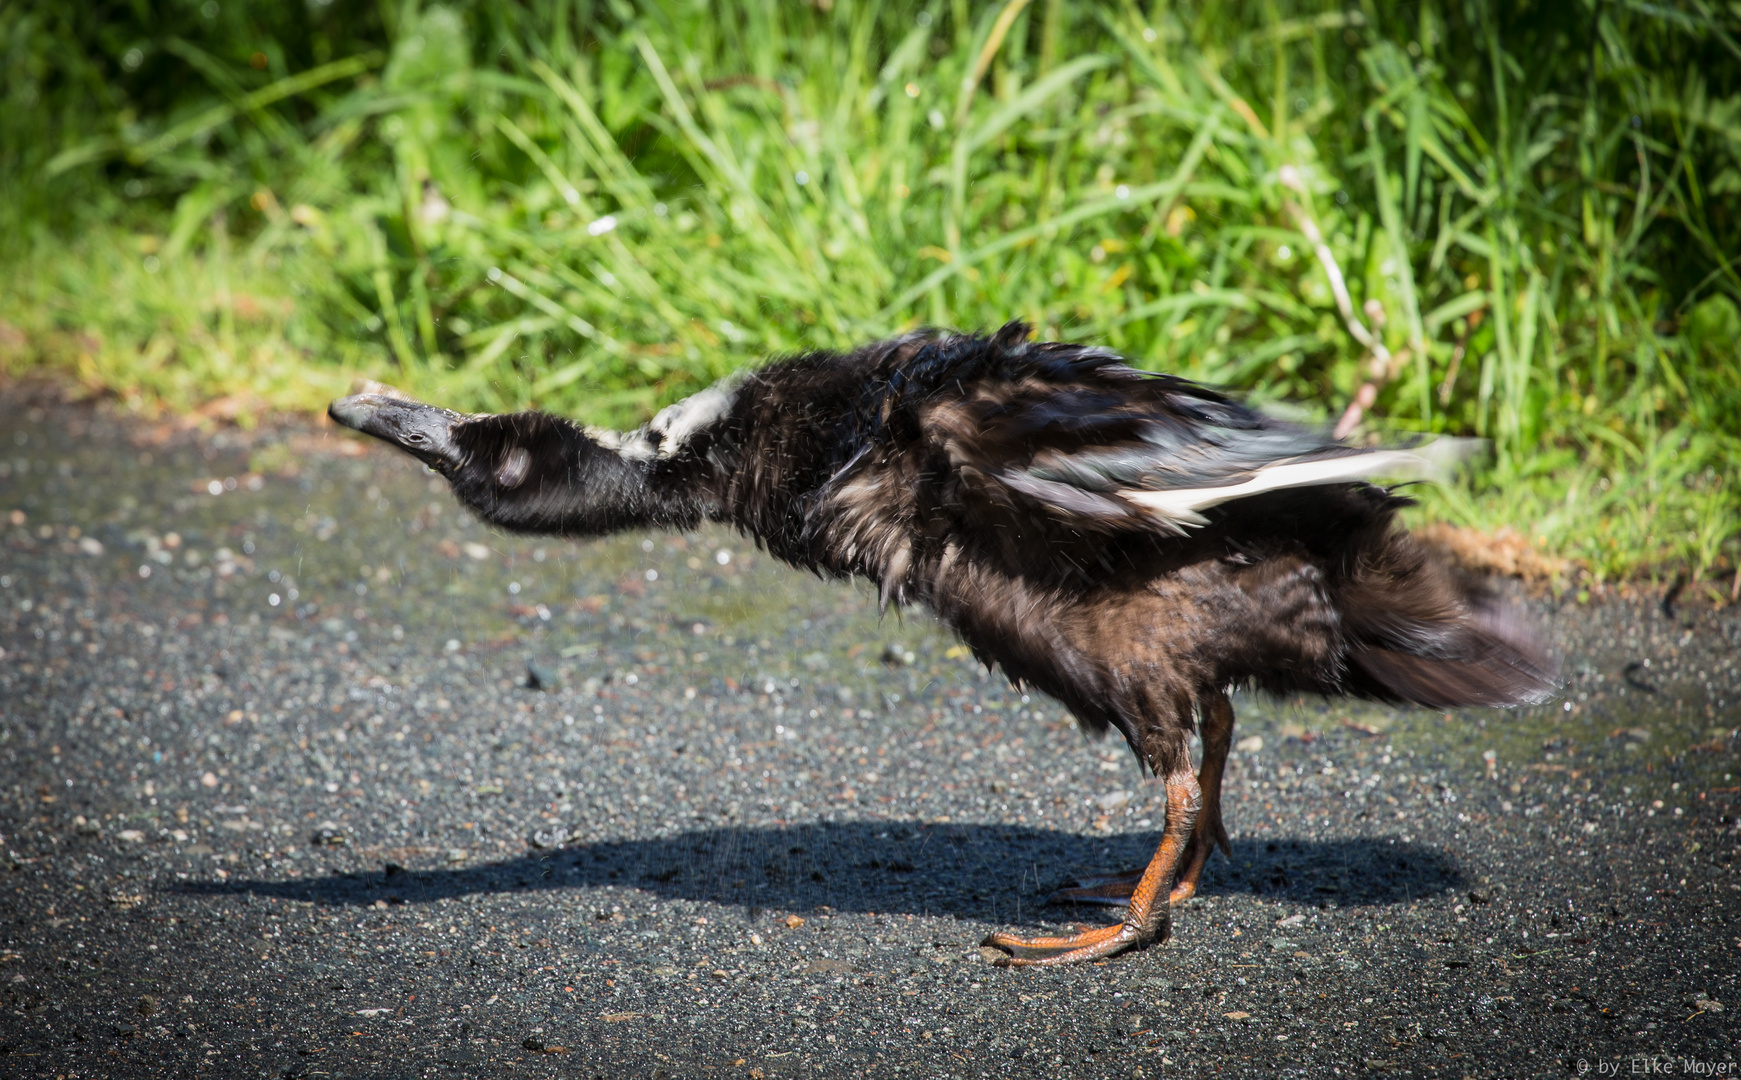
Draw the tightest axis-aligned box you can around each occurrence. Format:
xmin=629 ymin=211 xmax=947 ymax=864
xmin=329 ymin=320 xmax=1555 ymax=967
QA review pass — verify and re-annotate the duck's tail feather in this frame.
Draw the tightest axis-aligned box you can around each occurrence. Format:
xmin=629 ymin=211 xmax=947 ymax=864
xmin=1335 ymin=535 xmax=1558 ymax=708
xmin=1348 ymin=608 xmax=1558 ymax=707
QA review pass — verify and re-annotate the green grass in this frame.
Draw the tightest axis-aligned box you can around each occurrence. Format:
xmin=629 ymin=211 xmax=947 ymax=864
xmin=2 ymin=0 xmax=1738 ymax=583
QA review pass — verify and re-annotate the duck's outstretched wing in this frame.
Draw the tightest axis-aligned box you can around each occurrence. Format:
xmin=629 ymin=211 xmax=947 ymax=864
xmin=915 ymin=324 xmax=1444 ymax=539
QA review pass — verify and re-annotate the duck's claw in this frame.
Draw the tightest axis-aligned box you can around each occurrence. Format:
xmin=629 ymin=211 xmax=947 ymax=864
xmin=1046 ymin=870 xmax=1145 ymax=908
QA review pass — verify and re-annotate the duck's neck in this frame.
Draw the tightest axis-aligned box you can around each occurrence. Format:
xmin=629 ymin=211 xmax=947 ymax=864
xmin=447 ymin=412 xmax=725 ymax=537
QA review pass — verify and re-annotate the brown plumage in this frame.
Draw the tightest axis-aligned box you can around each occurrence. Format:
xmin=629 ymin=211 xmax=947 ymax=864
xmin=329 ymin=321 xmax=1555 ymax=966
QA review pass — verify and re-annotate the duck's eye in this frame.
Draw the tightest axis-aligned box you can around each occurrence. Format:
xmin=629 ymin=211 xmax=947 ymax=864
xmin=405 ymin=432 xmax=426 ymax=444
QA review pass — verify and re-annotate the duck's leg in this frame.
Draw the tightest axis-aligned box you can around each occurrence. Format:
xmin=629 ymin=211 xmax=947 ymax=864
xmin=1045 ymin=691 xmax=1235 ymax=907
xmin=1167 ymin=691 xmax=1234 ymax=903
xmin=983 ymin=770 xmax=1200 ymax=967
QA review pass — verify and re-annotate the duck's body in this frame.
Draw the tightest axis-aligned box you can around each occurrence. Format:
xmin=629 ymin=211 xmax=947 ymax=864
xmin=331 ymin=321 xmax=1554 ymax=966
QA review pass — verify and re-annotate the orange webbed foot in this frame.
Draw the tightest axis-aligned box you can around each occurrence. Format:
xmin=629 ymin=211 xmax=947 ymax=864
xmin=983 ymin=772 xmax=1202 ymax=968
xmin=981 ymin=915 xmax=1167 ymax=967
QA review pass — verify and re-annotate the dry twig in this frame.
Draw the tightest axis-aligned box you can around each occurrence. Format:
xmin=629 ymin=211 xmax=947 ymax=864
xmin=1277 ymin=166 xmax=1402 ymax=439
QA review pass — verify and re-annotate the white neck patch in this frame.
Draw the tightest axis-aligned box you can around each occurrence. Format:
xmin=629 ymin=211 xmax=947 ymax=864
xmin=585 ymin=372 xmax=745 ymax=463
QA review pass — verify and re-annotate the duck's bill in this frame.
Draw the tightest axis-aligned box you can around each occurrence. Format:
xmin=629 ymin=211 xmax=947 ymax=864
xmin=328 ymin=385 xmax=465 ymax=469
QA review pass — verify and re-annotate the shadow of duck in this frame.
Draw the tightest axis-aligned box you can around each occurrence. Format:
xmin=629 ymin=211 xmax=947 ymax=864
xmin=181 ymin=821 xmax=1463 ymax=919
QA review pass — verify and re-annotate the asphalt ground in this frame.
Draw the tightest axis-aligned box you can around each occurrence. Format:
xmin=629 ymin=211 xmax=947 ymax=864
xmin=0 ymin=383 xmax=1736 ymax=1079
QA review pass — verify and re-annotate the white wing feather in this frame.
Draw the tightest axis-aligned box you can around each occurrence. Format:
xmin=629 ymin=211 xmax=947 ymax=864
xmin=1118 ymin=440 xmax=1476 ymax=527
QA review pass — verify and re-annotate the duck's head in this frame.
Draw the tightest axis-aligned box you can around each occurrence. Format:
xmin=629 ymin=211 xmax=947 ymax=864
xmin=330 ymin=383 xmax=690 ymax=536
xmin=328 ymin=383 xmax=469 ymax=472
